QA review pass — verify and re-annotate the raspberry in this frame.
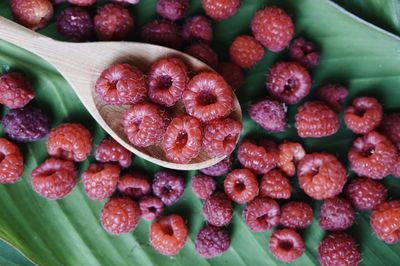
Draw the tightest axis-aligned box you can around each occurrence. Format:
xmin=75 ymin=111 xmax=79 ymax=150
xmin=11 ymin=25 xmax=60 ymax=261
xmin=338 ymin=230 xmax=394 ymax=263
xmin=229 ymin=35 xmax=264 ymax=69
xmin=148 ymin=57 xmax=189 ymax=107
xmin=95 ymin=64 xmax=146 ymax=105
xmin=289 ymin=37 xmax=320 ymax=69
xmin=319 ymin=197 xmax=355 ymax=231
xmin=152 ymin=170 xmax=185 ymax=205
xmin=266 ymin=62 xmax=311 ymax=104
xmin=380 ymin=113 xmax=400 ymax=145
xmin=94 ymin=137 xmax=132 ymax=168
xmin=277 ymin=141 xmax=305 ymax=177
xmin=295 ymin=101 xmax=340 ymax=138
xmin=201 ymin=0 xmax=240 ymax=21
xmin=68 ymin=0 xmax=96 ymax=6
xmin=0 ymin=138 xmax=24 ymax=183
xmin=56 ymin=7 xmax=93 ymax=41
xmin=348 ymin=131 xmax=396 ymax=179
xmin=203 ymin=192 xmax=233 ymax=226
xmin=224 ymin=169 xmax=259 ymax=204
xmin=10 ymin=0 xmax=53 ymax=30
xmin=199 ymin=155 xmax=232 ymax=176
xmin=184 ymin=43 xmax=219 ymax=70
xmin=191 ymin=173 xmax=216 ymax=200
xmin=118 ymin=173 xmax=151 ymax=199
xmin=47 ymin=123 xmax=92 ymax=162
xmin=141 ymin=19 xmax=182 ymax=50
xmin=242 ymin=196 xmax=280 ymax=232
xmin=298 ymin=153 xmax=346 ymax=200
xmin=237 ymin=139 xmax=278 ymax=174
xmin=344 ymin=97 xmax=383 ymax=134
xmin=392 ymin=153 xmax=400 ymax=178
xmin=94 ymin=3 xmax=134 ymax=41
xmin=2 ymin=105 xmax=50 ymax=142
xmin=370 ymin=200 xmax=400 ymax=244
xmin=150 ymin=214 xmax=188 ymax=256
xmin=269 ymin=228 xmax=305 ymax=263
xmin=318 ymin=233 xmax=360 ymax=266
xmin=182 ymin=16 xmax=213 ymax=43
xmin=345 ymin=177 xmax=387 ymax=211
xmin=81 ymin=163 xmax=120 ymax=201
xmin=123 ymin=102 xmax=168 ymax=147
xmin=0 ymin=72 xmax=34 ymax=109
xmin=249 ymin=99 xmax=286 ymax=133
xmin=251 ymin=7 xmax=294 ymax=52
xmin=203 ymin=118 xmax=242 ymax=158
xmin=195 ymin=225 xmax=230 ymax=258
xmin=156 ymin=0 xmax=189 ymax=21
xmin=217 ymin=62 xmax=244 ymax=90
xmin=260 ymin=170 xmax=291 ymax=199
xmin=101 ymin=197 xmax=140 ymax=234
xmin=316 ymin=84 xmax=349 ymax=113
xmin=31 ymin=158 xmax=76 ymax=200
xmin=139 ymin=195 xmax=164 ymax=221
xmin=161 ymin=115 xmax=202 ymax=163
xmin=279 ymin=201 xmax=313 ymax=229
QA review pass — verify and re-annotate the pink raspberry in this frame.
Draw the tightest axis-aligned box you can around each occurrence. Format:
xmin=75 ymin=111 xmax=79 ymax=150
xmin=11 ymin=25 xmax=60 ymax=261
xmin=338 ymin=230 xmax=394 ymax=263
xmin=94 ymin=137 xmax=132 ymax=168
xmin=269 ymin=229 xmax=305 ymax=263
xmin=152 ymin=170 xmax=185 ymax=205
xmin=289 ymin=37 xmax=320 ymax=69
xmin=0 ymin=72 xmax=34 ymax=109
xmin=203 ymin=192 xmax=233 ymax=227
xmin=242 ymin=196 xmax=280 ymax=232
xmin=279 ymin=201 xmax=313 ymax=229
xmin=249 ymin=98 xmax=286 ymax=132
xmin=10 ymin=0 xmax=53 ymax=30
xmin=195 ymin=225 xmax=230 ymax=258
xmin=141 ymin=19 xmax=182 ymax=50
xmin=224 ymin=169 xmax=259 ymax=204
xmin=229 ymin=35 xmax=264 ymax=69
xmin=318 ymin=233 xmax=360 ymax=266
xmin=345 ymin=177 xmax=387 ymax=211
xmin=317 ymin=84 xmax=349 ymax=113
xmin=344 ymin=97 xmax=383 ymax=134
xmin=380 ymin=113 xmax=400 ymax=145
xmin=319 ymin=197 xmax=355 ymax=231
xmin=185 ymin=43 xmax=219 ymax=69
xmin=117 ymin=173 xmax=151 ymax=199
xmin=139 ymin=195 xmax=164 ymax=221
xmin=200 ymin=156 xmax=232 ymax=177
xmin=156 ymin=0 xmax=189 ymax=21
xmin=191 ymin=173 xmax=216 ymax=200
xmin=182 ymin=16 xmax=213 ymax=43
xmin=201 ymin=0 xmax=240 ymax=21
xmin=237 ymin=139 xmax=278 ymax=174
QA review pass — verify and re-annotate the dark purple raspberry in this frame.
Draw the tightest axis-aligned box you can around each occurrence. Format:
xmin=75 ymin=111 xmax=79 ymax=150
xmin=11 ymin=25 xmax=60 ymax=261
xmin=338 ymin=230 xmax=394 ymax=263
xmin=195 ymin=225 xmax=230 ymax=258
xmin=249 ymin=99 xmax=286 ymax=132
xmin=200 ymin=156 xmax=232 ymax=177
xmin=139 ymin=195 xmax=164 ymax=221
xmin=191 ymin=173 xmax=216 ymax=200
xmin=156 ymin=0 xmax=189 ymax=21
xmin=319 ymin=197 xmax=355 ymax=231
xmin=289 ymin=37 xmax=320 ymax=69
xmin=203 ymin=192 xmax=233 ymax=227
xmin=141 ymin=19 xmax=182 ymax=50
xmin=152 ymin=170 xmax=185 ymax=205
xmin=182 ymin=15 xmax=213 ymax=43
xmin=56 ymin=7 xmax=93 ymax=41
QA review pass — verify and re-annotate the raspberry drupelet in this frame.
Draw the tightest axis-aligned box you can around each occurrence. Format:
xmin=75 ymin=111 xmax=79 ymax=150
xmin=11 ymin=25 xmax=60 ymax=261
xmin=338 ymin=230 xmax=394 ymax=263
xmin=269 ymin=228 xmax=305 ymax=263
xmin=182 ymin=16 xmax=213 ymax=43
xmin=249 ymin=99 xmax=286 ymax=133
xmin=203 ymin=192 xmax=233 ymax=227
xmin=229 ymin=35 xmax=265 ymax=69
xmin=344 ymin=97 xmax=383 ymax=134
xmin=318 ymin=233 xmax=360 ymax=266
xmin=224 ymin=169 xmax=259 ymax=204
xmin=217 ymin=62 xmax=244 ymax=90
xmin=345 ymin=177 xmax=387 ymax=211
xmin=0 ymin=138 xmax=24 ymax=183
xmin=317 ymin=84 xmax=349 ymax=113
xmin=279 ymin=201 xmax=313 ymax=229
xmin=289 ymin=37 xmax=320 ymax=69
xmin=94 ymin=138 xmax=132 ymax=168
xmin=139 ymin=195 xmax=164 ymax=221
xmin=370 ymin=200 xmax=400 ymax=244
xmin=191 ymin=173 xmax=216 ymax=200
xmin=201 ymin=0 xmax=240 ymax=21
xmin=260 ymin=170 xmax=291 ymax=199
xmin=319 ymin=197 xmax=355 ymax=231
xmin=237 ymin=139 xmax=278 ymax=174
xmin=242 ymin=196 xmax=280 ymax=232
xmin=152 ymin=170 xmax=185 ymax=206
xmin=195 ymin=225 xmax=230 ymax=258
xmin=277 ymin=141 xmax=305 ymax=177
xmin=10 ymin=0 xmax=53 ymax=30
xmin=141 ymin=19 xmax=182 ymax=50
xmin=200 ymin=155 xmax=232 ymax=176
xmin=184 ymin=43 xmax=219 ymax=70
xmin=156 ymin=0 xmax=189 ymax=21
xmin=117 ymin=173 xmax=151 ymax=199
xmin=0 ymin=72 xmax=34 ymax=109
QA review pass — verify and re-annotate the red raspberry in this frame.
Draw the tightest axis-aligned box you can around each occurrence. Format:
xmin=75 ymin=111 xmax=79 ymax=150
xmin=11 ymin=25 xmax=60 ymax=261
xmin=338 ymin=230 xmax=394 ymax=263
xmin=94 ymin=3 xmax=134 ymax=41
xmin=217 ymin=62 xmax=244 ymax=90
xmin=101 ymin=197 xmax=140 ymax=234
xmin=229 ymin=35 xmax=264 ymax=69
xmin=260 ymin=170 xmax=291 ymax=199
xmin=203 ymin=118 xmax=242 ymax=158
xmin=317 ymin=84 xmax=349 ymax=113
xmin=183 ymin=72 xmax=233 ymax=123
xmin=319 ymin=197 xmax=355 ymax=231
xmin=203 ymin=192 xmax=233 ymax=226
xmin=344 ymin=97 xmax=383 ymax=134
xmin=242 ymin=196 xmax=280 ymax=232
xmin=0 ymin=72 xmax=34 ymax=109
xmin=152 ymin=170 xmax=185 ymax=205
xmin=191 ymin=173 xmax=216 ymax=200
xmin=295 ymin=101 xmax=340 ymax=138
xmin=156 ymin=0 xmax=189 ymax=21
xmin=348 ymin=131 xmax=396 ymax=179
xmin=94 ymin=138 xmax=132 ymax=168
xmin=224 ymin=169 xmax=259 ymax=204
xmin=182 ymin=16 xmax=213 ymax=43
xmin=148 ymin=57 xmax=189 ymax=107
xmin=184 ymin=43 xmax=219 ymax=69
xmin=118 ymin=173 xmax=151 ymax=199
xmin=95 ymin=64 xmax=146 ymax=105
xmin=380 ymin=113 xmax=400 ymax=145
xmin=0 ymin=138 xmax=24 ymax=183
xmin=345 ymin=177 xmax=387 ymax=211
xmin=10 ymin=0 xmax=53 ymax=30
xmin=237 ymin=139 xmax=278 ymax=174
xmin=68 ymin=0 xmax=96 ymax=6
xmin=269 ymin=228 xmax=305 ymax=263
xmin=200 ymin=155 xmax=232 ymax=176
xmin=201 ymin=0 xmax=240 ymax=21
xmin=266 ymin=62 xmax=311 ymax=104
xmin=195 ymin=225 xmax=230 ymax=258
xmin=249 ymin=99 xmax=286 ymax=133
xmin=150 ymin=214 xmax=188 ymax=256
xmin=141 ymin=19 xmax=182 ymax=50
xmin=161 ymin=115 xmax=202 ymax=163
xmin=370 ymin=200 xmax=400 ymax=244
xmin=123 ymin=102 xmax=169 ymax=147
xmin=289 ymin=37 xmax=320 ymax=69
xmin=318 ymin=233 xmax=360 ymax=266
xmin=56 ymin=7 xmax=93 ymax=41
xmin=47 ymin=123 xmax=92 ymax=162
xmin=139 ymin=195 xmax=164 ymax=221
xmin=298 ymin=153 xmax=346 ymax=200
xmin=279 ymin=201 xmax=313 ymax=229
xmin=31 ymin=158 xmax=77 ymax=200
xmin=277 ymin=141 xmax=305 ymax=177
xmin=251 ymin=7 xmax=294 ymax=52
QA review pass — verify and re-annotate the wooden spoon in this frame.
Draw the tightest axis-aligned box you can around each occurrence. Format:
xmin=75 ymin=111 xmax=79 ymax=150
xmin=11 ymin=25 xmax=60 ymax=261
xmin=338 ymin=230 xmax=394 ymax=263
xmin=0 ymin=17 xmax=242 ymax=171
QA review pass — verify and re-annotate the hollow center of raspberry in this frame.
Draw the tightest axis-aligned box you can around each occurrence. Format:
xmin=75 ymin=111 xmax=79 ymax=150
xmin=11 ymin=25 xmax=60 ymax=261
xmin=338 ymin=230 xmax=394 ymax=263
xmin=0 ymin=153 xmax=4 ymax=163
xmin=278 ymin=240 xmax=293 ymax=251
xmin=175 ymin=131 xmax=188 ymax=147
xmin=362 ymin=146 xmax=375 ymax=157
xmin=127 ymin=187 xmax=142 ymax=197
xmin=355 ymin=108 xmax=366 ymax=117
xmin=234 ymin=180 xmax=246 ymax=192
xmin=148 ymin=207 xmax=157 ymax=213
xmin=162 ymin=185 xmax=173 ymax=195
xmin=198 ymin=91 xmax=217 ymax=106
xmin=157 ymin=75 xmax=173 ymax=90
xmin=310 ymin=165 xmax=321 ymax=176
xmin=284 ymin=79 xmax=297 ymax=95
xmin=161 ymin=224 xmax=174 ymax=236
xmin=58 ymin=149 xmax=74 ymax=161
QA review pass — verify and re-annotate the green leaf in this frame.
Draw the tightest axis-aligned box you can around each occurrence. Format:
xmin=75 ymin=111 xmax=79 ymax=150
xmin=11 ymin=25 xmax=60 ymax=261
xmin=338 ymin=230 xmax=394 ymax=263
xmin=1 ymin=0 xmax=400 ymax=265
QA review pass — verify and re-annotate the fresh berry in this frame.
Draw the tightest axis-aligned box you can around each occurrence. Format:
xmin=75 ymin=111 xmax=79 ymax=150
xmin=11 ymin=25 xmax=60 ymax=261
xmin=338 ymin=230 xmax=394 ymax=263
xmin=47 ymin=123 xmax=92 ymax=162
xmin=237 ymin=139 xmax=278 ymax=174
xmin=200 ymin=155 xmax=232 ymax=176
xmin=392 ymin=153 xmax=400 ymax=178
xmin=289 ymin=37 xmax=320 ymax=69
xmin=344 ymin=97 xmax=383 ymax=134
xmin=191 ymin=173 xmax=216 ymax=200
xmin=266 ymin=62 xmax=311 ymax=104
xmin=319 ymin=197 xmax=355 ymax=231
xmin=148 ymin=57 xmax=189 ymax=107
xmin=10 ymin=0 xmax=53 ymax=30
xmin=249 ymin=99 xmax=286 ymax=132
xmin=298 ymin=153 xmax=346 ymax=200
xmin=279 ymin=201 xmax=313 ymax=229
xmin=0 ymin=72 xmax=34 ymax=109
xmin=150 ymin=214 xmax=188 ymax=256
xmin=0 ymin=138 xmax=24 ymax=183
xmin=203 ymin=192 xmax=233 ymax=227
xmin=184 ymin=43 xmax=219 ymax=70
xmin=68 ymin=0 xmax=96 ymax=6
xmin=269 ymin=228 xmax=305 ymax=263
xmin=295 ymin=101 xmax=340 ymax=138
xmin=183 ymin=72 xmax=233 ymax=123
xmin=242 ymin=196 xmax=280 ymax=232
xmin=348 ymin=131 xmax=396 ymax=179
xmin=318 ymin=233 xmax=360 ymax=266
xmin=217 ymin=62 xmax=244 ymax=90
xmin=260 ymin=170 xmax=291 ymax=199
xmin=182 ymin=16 xmax=213 ymax=43
xmin=317 ymin=84 xmax=349 ymax=113
xmin=31 ymin=158 xmax=76 ymax=200
xmin=118 ymin=173 xmax=151 ymax=199
xmin=251 ymin=7 xmax=294 ymax=52
xmin=370 ymin=200 xmax=400 ymax=244
xmin=224 ymin=169 xmax=259 ymax=204
xmin=345 ymin=177 xmax=387 ymax=211
xmin=201 ymin=0 xmax=240 ymax=21
xmin=229 ymin=35 xmax=264 ymax=69
xmin=380 ymin=113 xmax=400 ymax=145
xmin=139 ymin=195 xmax=164 ymax=221
xmin=95 ymin=64 xmax=147 ymax=105
xmin=94 ymin=138 xmax=132 ymax=168
xmin=156 ymin=0 xmax=189 ymax=21
xmin=56 ymin=7 xmax=93 ymax=41
xmin=195 ymin=225 xmax=230 ymax=258
xmin=277 ymin=141 xmax=305 ymax=177
xmin=141 ymin=19 xmax=182 ymax=49
xmin=152 ymin=170 xmax=185 ymax=205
